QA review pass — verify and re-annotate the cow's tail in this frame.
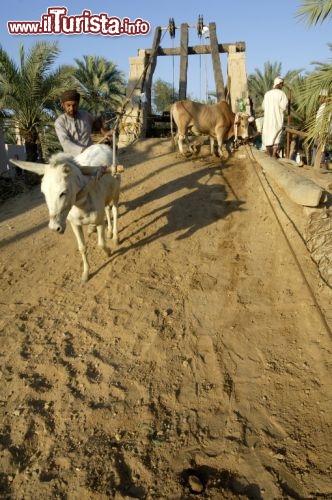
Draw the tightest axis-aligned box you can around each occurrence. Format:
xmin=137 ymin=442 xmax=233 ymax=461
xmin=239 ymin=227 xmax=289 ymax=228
xmin=170 ymin=105 xmax=177 ymax=151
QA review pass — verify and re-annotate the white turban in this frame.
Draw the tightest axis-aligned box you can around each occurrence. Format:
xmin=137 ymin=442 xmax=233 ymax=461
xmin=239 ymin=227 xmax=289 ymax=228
xmin=273 ymin=77 xmax=284 ymax=88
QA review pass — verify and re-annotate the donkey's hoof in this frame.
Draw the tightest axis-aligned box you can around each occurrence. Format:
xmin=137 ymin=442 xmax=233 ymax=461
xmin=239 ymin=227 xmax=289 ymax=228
xmin=81 ymin=272 xmax=89 ymax=283
xmin=103 ymin=247 xmax=112 ymax=257
xmin=87 ymin=224 xmax=97 ymax=236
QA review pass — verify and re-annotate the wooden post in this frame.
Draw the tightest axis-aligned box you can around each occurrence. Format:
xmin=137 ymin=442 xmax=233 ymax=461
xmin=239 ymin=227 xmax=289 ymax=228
xmin=179 ymin=23 xmax=189 ymax=100
xmin=227 ymin=45 xmax=248 ymax=111
xmin=143 ymin=26 xmax=162 ymax=136
xmin=209 ymin=22 xmax=225 ymax=100
xmin=144 ymin=26 xmax=162 ymax=116
xmin=119 ymin=51 xmax=149 ymax=145
xmin=124 ymin=22 xmax=246 ymax=143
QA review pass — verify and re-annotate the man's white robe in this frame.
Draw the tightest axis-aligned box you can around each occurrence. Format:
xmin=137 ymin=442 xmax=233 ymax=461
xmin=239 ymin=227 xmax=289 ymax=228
xmin=262 ymin=88 xmax=288 ymax=147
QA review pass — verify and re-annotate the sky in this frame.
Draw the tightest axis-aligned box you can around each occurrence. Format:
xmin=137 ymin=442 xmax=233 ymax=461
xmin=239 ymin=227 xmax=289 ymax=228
xmin=1 ymin=0 xmax=331 ymax=101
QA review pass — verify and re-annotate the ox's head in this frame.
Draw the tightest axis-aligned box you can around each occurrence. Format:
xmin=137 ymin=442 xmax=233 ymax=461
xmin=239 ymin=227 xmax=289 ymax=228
xmin=234 ymin=112 xmax=254 ymax=143
xmin=41 ymin=154 xmax=80 ymax=234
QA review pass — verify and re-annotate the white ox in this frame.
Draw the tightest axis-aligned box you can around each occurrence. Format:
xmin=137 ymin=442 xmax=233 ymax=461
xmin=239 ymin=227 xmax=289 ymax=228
xmin=170 ymin=99 xmax=251 ymax=157
xmin=11 ymin=144 xmax=121 ymax=283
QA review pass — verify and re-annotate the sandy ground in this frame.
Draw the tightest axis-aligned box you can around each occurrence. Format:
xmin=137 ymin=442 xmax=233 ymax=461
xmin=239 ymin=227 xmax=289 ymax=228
xmin=0 ymin=138 xmax=332 ymax=499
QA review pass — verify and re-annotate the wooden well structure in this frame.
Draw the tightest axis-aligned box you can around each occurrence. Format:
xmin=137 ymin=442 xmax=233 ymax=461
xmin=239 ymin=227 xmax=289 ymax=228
xmin=119 ymin=22 xmax=249 ymax=143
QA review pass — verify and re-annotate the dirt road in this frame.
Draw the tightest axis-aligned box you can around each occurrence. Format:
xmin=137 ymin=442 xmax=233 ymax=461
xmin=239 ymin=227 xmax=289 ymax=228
xmin=0 ymin=139 xmax=332 ymax=499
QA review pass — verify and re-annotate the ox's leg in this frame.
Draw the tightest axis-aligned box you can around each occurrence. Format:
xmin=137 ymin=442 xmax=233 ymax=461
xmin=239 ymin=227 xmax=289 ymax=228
xmin=178 ymin=133 xmax=194 ymax=155
xmin=172 ymin=132 xmax=178 ymax=151
xmin=70 ymin=222 xmax=90 ymax=282
xmin=210 ymin=136 xmax=216 ymax=156
xmin=177 ymin=134 xmax=187 ymax=155
xmin=216 ymin=127 xmax=228 ymax=159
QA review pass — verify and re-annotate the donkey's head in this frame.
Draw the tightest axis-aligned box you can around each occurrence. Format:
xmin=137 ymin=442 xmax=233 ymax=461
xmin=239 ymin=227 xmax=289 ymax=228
xmin=41 ymin=153 xmax=82 ymax=234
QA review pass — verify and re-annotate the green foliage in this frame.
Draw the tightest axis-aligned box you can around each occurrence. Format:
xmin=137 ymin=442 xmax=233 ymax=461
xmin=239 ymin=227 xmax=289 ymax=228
xmin=152 ymin=79 xmax=178 ymax=114
xmin=73 ymin=55 xmax=126 ymax=127
xmin=1 ymin=2 xmax=330 ymax=161
xmin=248 ymin=62 xmax=301 ymax=116
xmin=248 ymin=54 xmax=331 ymax=151
xmin=0 ymin=46 xmax=127 ymax=159
xmin=297 ymin=55 xmax=332 ymax=148
xmin=295 ymin=1 xmax=332 ymax=148
xmin=295 ymin=0 xmax=332 ymax=26
xmin=0 ymin=41 xmax=74 ymax=160
xmin=248 ymin=0 xmax=332 ymax=154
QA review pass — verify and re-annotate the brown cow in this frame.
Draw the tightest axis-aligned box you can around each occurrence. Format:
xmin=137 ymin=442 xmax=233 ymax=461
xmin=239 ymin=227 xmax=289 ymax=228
xmin=170 ymin=99 xmax=251 ymax=157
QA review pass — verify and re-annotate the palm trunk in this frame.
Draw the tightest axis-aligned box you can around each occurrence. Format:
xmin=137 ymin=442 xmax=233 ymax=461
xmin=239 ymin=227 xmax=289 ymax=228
xmin=25 ymin=141 xmax=38 ymax=162
xmin=313 ymin=143 xmax=323 ymax=170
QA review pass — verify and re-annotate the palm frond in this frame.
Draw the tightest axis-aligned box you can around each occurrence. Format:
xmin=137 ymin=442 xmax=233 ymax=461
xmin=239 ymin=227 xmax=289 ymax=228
xmin=0 ymin=41 xmax=75 ymax=160
xmin=295 ymin=0 xmax=332 ymax=26
xmin=73 ymin=55 xmax=126 ymax=116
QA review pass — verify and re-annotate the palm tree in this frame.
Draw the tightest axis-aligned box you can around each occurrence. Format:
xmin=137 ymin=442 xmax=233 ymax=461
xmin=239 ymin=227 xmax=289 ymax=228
xmin=73 ymin=55 xmax=126 ymax=129
xmin=248 ymin=62 xmax=300 ymax=116
xmin=295 ymin=1 xmax=332 ymax=167
xmin=0 ymin=41 xmax=74 ymax=161
xmin=152 ymin=78 xmax=179 ymax=114
xmin=295 ymin=0 xmax=332 ymax=25
xmin=248 ymin=63 xmax=305 ymax=158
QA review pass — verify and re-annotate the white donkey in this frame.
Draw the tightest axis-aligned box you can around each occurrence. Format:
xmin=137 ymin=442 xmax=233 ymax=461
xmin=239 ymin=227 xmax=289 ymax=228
xmin=11 ymin=144 xmax=121 ymax=282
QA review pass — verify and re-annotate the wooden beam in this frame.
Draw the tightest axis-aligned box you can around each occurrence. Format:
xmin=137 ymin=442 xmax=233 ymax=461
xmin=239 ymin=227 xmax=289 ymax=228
xmin=284 ymin=126 xmax=307 ymax=138
xmin=144 ymin=26 xmax=162 ymax=115
xmin=179 ymin=23 xmax=189 ymax=100
xmin=209 ymin=22 xmax=225 ymax=100
xmin=144 ymin=42 xmax=246 ymax=56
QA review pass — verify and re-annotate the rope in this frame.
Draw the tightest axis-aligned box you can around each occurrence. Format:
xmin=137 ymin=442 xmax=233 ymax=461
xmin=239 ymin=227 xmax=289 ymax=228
xmin=245 ymin=143 xmax=332 ymax=339
xmin=97 ymin=27 xmax=170 ymax=167
xmin=204 ymin=53 xmax=209 ymax=102
xmin=199 ymin=53 xmax=202 ymax=101
xmin=172 ymin=36 xmax=175 ymax=102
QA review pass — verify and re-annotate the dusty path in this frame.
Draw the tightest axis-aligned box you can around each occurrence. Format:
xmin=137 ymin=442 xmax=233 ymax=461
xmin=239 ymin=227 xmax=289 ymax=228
xmin=0 ymin=139 xmax=332 ymax=499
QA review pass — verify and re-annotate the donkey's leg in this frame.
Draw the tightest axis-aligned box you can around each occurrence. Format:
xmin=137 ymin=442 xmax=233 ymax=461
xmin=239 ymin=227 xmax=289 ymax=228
xmin=96 ymin=223 xmax=111 ymax=257
xmin=87 ymin=224 xmax=97 ymax=236
xmin=70 ymin=222 xmax=90 ymax=282
xmin=111 ymin=204 xmax=118 ymax=245
xmin=105 ymin=206 xmax=112 ymax=240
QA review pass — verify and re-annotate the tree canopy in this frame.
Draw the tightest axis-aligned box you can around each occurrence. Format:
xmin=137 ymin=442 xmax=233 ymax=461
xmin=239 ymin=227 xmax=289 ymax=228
xmin=0 ymin=41 xmax=73 ymax=160
xmin=0 ymin=1 xmax=330 ymax=162
xmin=73 ymin=55 xmax=126 ymax=123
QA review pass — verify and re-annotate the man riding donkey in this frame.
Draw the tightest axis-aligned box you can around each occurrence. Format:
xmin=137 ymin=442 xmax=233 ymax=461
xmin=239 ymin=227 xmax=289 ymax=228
xmin=55 ymin=88 xmax=125 ymax=174
xmin=55 ymin=89 xmax=120 ymax=236
xmin=55 ymin=89 xmax=115 ymax=158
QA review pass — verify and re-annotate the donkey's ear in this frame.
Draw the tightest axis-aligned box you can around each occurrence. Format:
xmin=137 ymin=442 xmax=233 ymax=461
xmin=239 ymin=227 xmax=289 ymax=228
xmin=9 ymin=159 xmax=45 ymax=176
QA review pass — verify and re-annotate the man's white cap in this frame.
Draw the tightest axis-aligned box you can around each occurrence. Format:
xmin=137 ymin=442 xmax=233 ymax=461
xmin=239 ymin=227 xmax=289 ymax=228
xmin=319 ymin=88 xmax=328 ymax=97
xmin=273 ymin=76 xmax=284 ymax=88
